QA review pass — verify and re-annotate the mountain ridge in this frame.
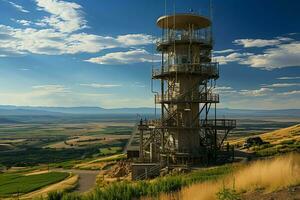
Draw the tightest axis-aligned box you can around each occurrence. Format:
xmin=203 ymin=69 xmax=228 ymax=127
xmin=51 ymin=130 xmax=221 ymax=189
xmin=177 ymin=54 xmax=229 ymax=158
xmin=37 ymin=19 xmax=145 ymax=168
xmin=0 ymin=105 xmax=298 ymax=117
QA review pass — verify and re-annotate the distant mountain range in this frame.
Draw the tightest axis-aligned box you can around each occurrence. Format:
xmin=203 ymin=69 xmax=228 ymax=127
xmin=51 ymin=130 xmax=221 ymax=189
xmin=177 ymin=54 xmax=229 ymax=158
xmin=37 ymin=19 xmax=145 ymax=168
xmin=0 ymin=105 xmax=299 ymax=117
xmin=0 ymin=105 xmax=155 ymax=115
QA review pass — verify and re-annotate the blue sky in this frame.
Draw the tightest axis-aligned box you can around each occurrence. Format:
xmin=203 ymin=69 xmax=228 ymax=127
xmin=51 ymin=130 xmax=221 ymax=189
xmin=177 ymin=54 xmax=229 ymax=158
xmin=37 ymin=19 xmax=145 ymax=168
xmin=0 ymin=0 xmax=299 ymax=109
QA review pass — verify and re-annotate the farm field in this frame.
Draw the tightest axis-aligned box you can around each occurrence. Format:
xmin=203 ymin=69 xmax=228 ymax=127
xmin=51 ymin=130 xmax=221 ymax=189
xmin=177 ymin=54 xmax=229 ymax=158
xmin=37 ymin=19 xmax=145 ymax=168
xmin=0 ymin=116 xmax=134 ymax=168
xmin=0 ymin=171 xmax=69 ymax=198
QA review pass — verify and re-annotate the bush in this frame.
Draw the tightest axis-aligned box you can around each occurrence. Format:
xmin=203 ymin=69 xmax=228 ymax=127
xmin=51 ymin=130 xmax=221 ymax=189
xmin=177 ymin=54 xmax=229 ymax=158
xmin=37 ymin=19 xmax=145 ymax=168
xmin=216 ymin=181 xmax=240 ymax=200
xmin=48 ymin=191 xmax=63 ymax=200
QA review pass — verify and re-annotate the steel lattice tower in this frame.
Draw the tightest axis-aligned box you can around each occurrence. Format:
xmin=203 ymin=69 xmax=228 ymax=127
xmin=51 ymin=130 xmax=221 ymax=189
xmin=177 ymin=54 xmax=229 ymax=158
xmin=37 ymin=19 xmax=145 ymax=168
xmin=130 ymin=13 xmax=236 ymax=174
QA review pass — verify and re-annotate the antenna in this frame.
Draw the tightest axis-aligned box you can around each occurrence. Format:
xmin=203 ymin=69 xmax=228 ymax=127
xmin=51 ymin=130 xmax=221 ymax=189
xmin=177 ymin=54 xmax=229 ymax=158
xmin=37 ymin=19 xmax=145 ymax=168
xmin=209 ymin=0 xmax=214 ymax=46
xmin=209 ymin=0 xmax=213 ymax=21
xmin=165 ymin=0 xmax=167 ymax=16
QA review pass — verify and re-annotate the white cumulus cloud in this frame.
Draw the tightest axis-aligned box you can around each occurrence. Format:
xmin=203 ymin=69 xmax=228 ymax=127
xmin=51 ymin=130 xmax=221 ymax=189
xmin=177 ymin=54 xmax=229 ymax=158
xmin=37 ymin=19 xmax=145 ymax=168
xmin=11 ymin=19 xmax=32 ymax=26
xmin=233 ymin=37 xmax=292 ymax=48
xmin=213 ymin=52 xmax=253 ymax=65
xmin=0 ymin=0 xmax=155 ymax=58
xmin=35 ymin=0 xmax=86 ymax=33
xmin=239 ymin=87 xmax=273 ymax=97
xmin=85 ymin=49 xmax=160 ymax=65
xmin=241 ymin=42 xmax=300 ymax=69
xmin=0 ymin=25 xmax=154 ymax=55
xmin=7 ymin=1 xmax=29 ymax=13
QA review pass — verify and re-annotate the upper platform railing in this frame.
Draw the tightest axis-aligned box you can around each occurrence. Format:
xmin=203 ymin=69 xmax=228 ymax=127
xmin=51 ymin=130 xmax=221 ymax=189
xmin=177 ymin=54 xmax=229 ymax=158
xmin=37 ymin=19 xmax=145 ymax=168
xmin=139 ymin=118 xmax=236 ymax=130
xmin=157 ymin=29 xmax=212 ymax=48
xmin=200 ymin=119 xmax=236 ymax=130
xmin=152 ymin=62 xmax=219 ymax=79
xmin=155 ymin=92 xmax=219 ymax=104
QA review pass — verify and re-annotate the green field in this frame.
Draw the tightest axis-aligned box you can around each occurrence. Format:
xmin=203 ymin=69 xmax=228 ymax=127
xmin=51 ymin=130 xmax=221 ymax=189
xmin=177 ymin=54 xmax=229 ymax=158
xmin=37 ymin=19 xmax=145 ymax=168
xmin=0 ymin=171 xmax=69 ymax=197
xmin=0 ymin=120 xmax=133 ymax=168
xmin=99 ymin=146 xmax=123 ymax=156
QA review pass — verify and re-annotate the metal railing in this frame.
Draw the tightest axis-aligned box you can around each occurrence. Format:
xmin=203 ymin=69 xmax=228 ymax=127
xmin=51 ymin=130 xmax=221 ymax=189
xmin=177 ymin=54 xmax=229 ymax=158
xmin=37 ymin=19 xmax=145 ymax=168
xmin=152 ymin=62 xmax=219 ymax=78
xmin=155 ymin=92 xmax=219 ymax=103
xmin=157 ymin=30 xmax=212 ymax=46
xmin=134 ymin=164 xmax=161 ymax=180
xmin=139 ymin=118 xmax=236 ymax=130
xmin=200 ymin=119 xmax=236 ymax=129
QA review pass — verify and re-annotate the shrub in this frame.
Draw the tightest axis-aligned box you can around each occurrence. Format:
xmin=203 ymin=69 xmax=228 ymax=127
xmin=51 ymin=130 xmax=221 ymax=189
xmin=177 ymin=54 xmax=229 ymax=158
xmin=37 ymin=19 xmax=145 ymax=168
xmin=216 ymin=187 xmax=240 ymax=200
xmin=48 ymin=191 xmax=63 ymax=200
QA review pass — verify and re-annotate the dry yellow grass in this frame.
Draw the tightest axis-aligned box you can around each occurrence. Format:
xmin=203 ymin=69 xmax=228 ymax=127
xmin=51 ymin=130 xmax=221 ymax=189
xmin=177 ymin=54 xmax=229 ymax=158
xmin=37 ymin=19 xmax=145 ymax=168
xmin=229 ymin=124 xmax=300 ymax=146
xmin=160 ymin=153 xmax=300 ymax=200
xmin=75 ymin=154 xmax=126 ymax=170
xmin=24 ymin=170 xmax=49 ymax=176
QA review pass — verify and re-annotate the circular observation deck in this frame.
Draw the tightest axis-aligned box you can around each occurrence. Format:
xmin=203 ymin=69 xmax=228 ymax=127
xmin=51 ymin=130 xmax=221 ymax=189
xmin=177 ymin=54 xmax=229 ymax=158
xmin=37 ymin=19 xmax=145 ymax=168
xmin=152 ymin=62 xmax=219 ymax=80
xmin=157 ymin=14 xmax=211 ymax=30
xmin=156 ymin=38 xmax=212 ymax=52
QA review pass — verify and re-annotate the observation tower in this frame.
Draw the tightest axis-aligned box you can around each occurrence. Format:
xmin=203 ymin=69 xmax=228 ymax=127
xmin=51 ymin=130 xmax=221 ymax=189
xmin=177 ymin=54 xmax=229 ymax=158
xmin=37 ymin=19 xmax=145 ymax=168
xmin=129 ymin=12 xmax=236 ymax=180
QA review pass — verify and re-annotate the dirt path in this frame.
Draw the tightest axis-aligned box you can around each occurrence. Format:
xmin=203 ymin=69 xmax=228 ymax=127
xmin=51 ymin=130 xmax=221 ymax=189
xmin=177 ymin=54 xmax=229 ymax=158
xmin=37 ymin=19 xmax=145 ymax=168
xmin=53 ymin=169 xmax=100 ymax=193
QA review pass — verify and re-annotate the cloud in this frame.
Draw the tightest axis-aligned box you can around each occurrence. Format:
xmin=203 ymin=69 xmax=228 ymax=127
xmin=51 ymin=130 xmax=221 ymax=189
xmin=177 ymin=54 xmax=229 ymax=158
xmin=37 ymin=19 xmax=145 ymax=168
xmin=277 ymin=76 xmax=300 ymax=80
xmin=7 ymin=1 xmax=29 ymax=13
xmin=213 ymin=52 xmax=252 ymax=65
xmin=215 ymin=86 xmax=233 ymax=90
xmin=116 ymin=34 xmax=155 ymax=46
xmin=280 ymin=90 xmax=300 ymax=95
xmin=241 ymin=42 xmax=300 ymax=69
xmin=262 ymin=83 xmax=300 ymax=88
xmin=217 ymin=36 xmax=300 ymax=70
xmin=85 ymin=49 xmax=160 ymax=65
xmin=233 ymin=37 xmax=292 ymax=48
xmin=11 ymin=19 xmax=32 ymax=26
xmin=0 ymin=0 xmax=155 ymax=57
xmin=31 ymin=84 xmax=70 ymax=94
xmin=80 ymin=83 xmax=122 ymax=88
xmin=35 ymin=0 xmax=86 ymax=33
xmin=0 ymin=25 xmax=154 ymax=55
xmin=239 ymin=87 xmax=273 ymax=97
xmin=213 ymin=86 xmax=237 ymax=95
xmin=213 ymin=49 xmax=237 ymax=54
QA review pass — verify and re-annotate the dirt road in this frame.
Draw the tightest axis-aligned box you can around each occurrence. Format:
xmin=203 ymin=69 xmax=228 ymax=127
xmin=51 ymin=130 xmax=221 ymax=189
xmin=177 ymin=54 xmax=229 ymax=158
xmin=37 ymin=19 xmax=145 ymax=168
xmin=53 ymin=169 xmax=100 ymax=193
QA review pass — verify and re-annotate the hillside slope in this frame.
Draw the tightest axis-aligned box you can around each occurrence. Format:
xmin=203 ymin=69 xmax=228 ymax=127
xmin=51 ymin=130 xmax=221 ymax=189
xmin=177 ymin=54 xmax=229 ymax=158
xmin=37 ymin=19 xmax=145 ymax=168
xmin=230 ymin=124 xmax=300 ymax=145
xmin=230 ymin=124 xmax=300 ymax=156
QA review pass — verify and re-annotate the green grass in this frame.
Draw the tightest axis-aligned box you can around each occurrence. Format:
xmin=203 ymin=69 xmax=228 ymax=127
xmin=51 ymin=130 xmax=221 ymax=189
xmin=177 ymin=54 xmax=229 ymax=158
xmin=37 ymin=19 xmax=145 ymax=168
xmin=99 ymin=147 xmax=122 ymax=156
xmin=91 ymin=154 xmax=126 ymax=163
xmin=91 ymin=126 xmax=132 ymax=136
xmin=0 ymin=171 xmax=69 ymax=197
xmin=252 ymin=140 xmax=300 ymax=157
xmin=44 ymin=164 xmax=235 ymax=200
